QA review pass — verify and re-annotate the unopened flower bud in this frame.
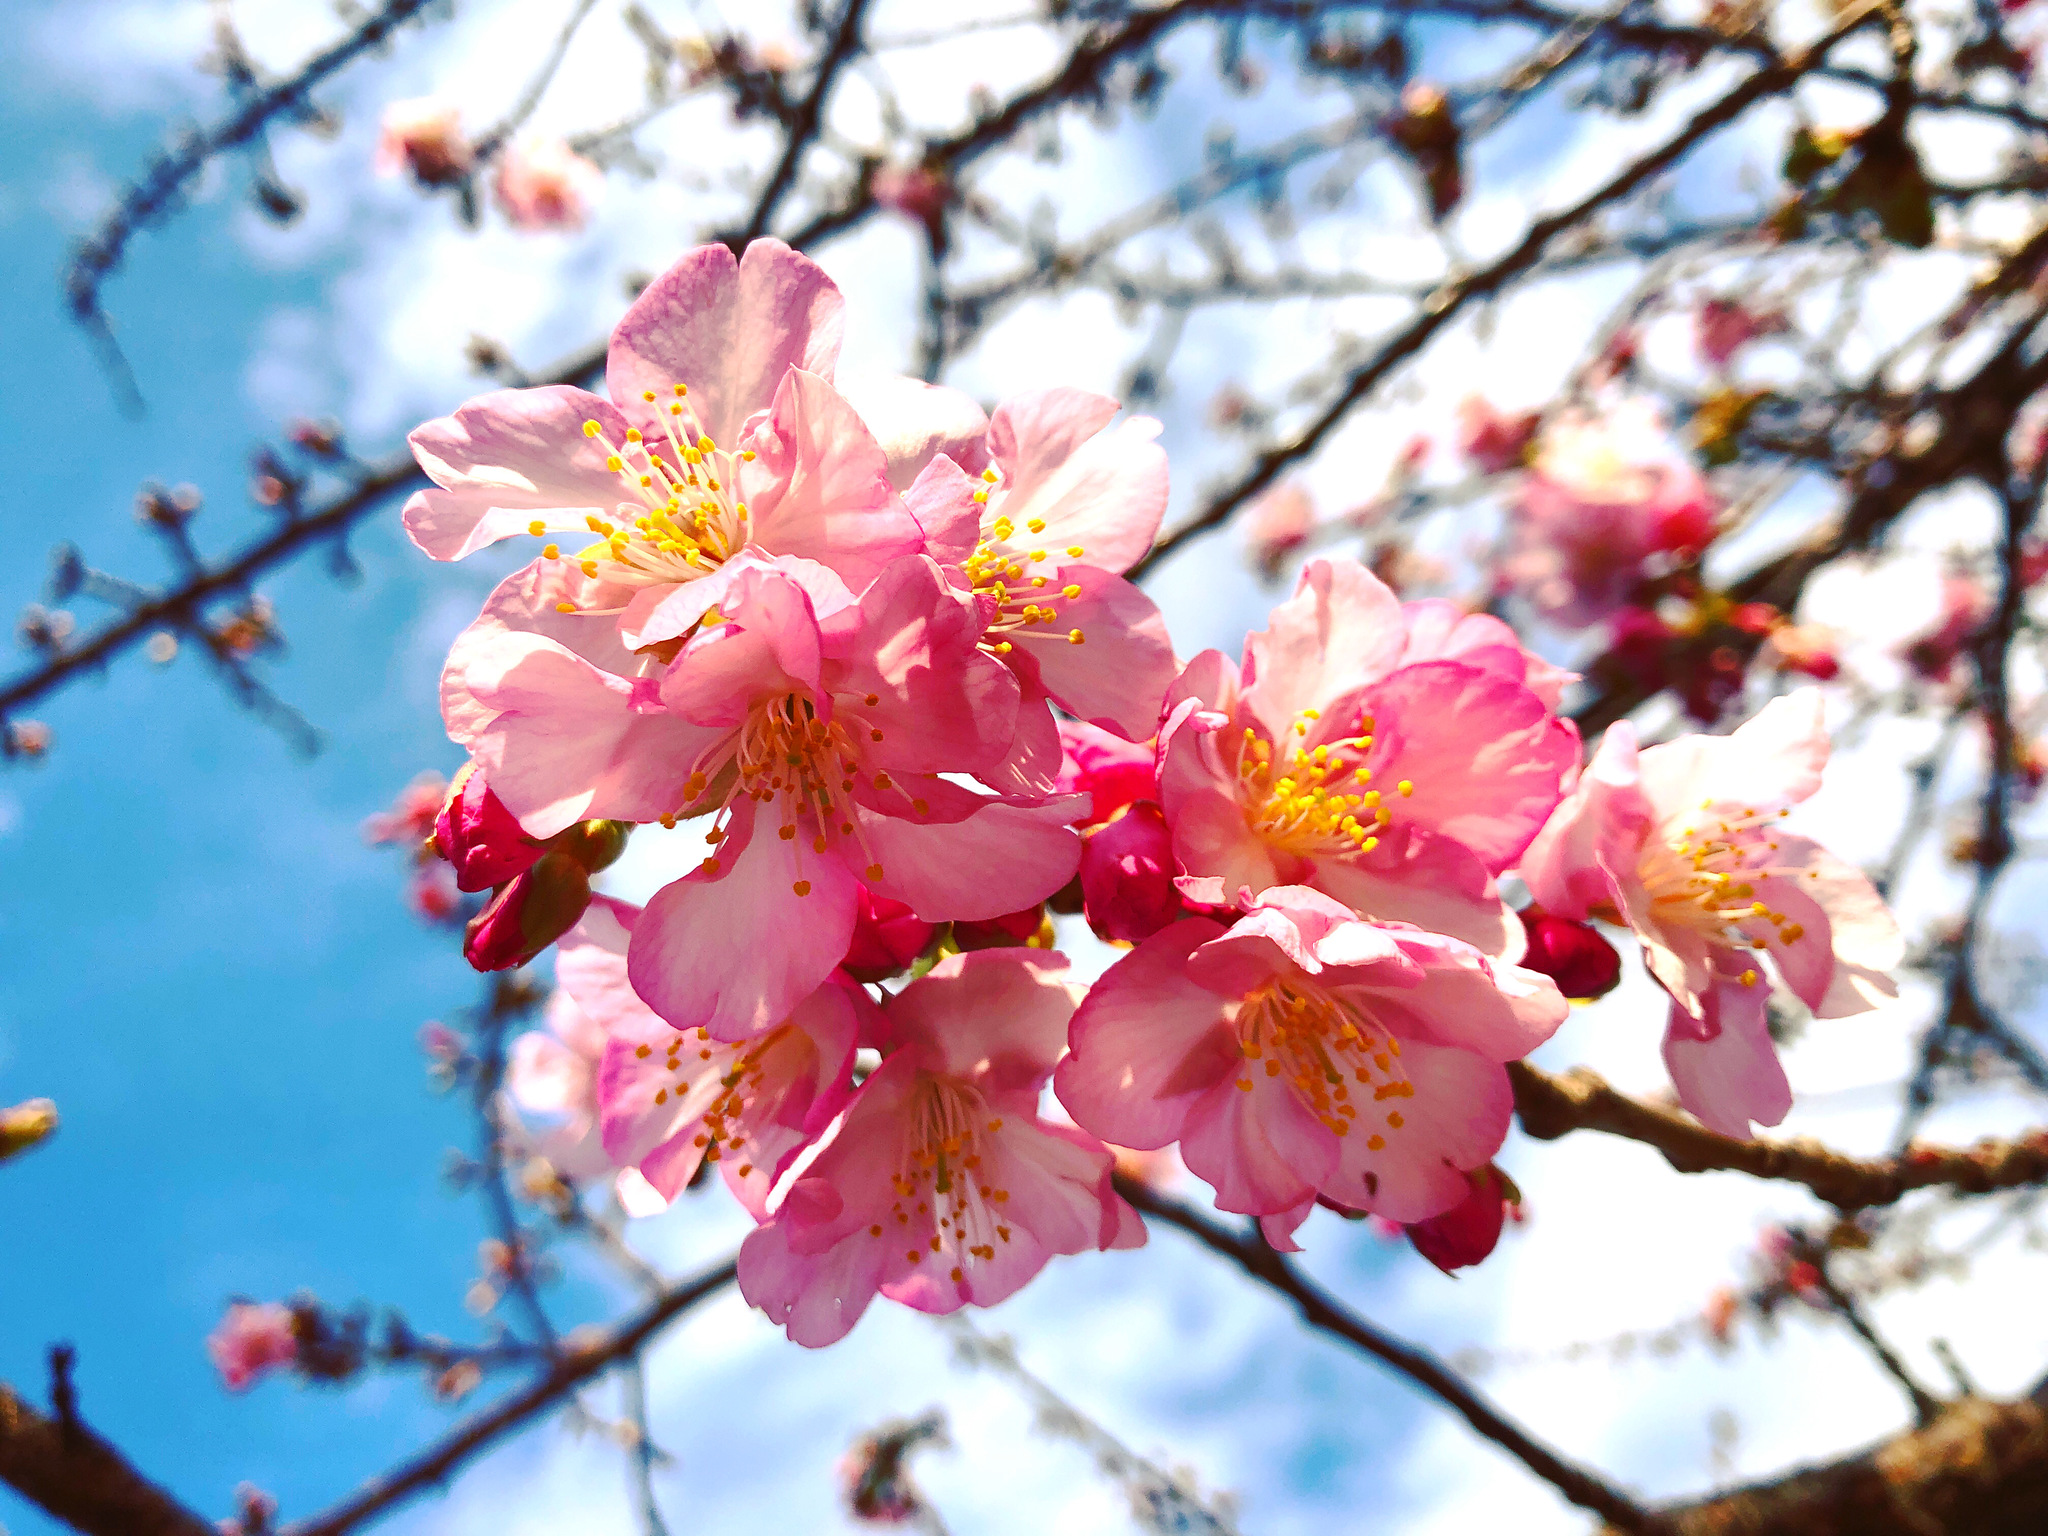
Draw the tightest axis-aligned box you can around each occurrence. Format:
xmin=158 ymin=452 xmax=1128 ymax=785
xmin=953 ymin=903 xmax=1050 ymax=950
xmin=463 ymin=851 xmax=593 ymax=971
xmin=1079 ymin=801 xmax=1182 ymax=944
xmin=841 ymin=888 xmax=937 ymax=983
xmin=1516 ymin=909 xmax=1622 ymax=1000
xmin=435 ymin=763 xmax=544 ymax=892
xmin=1407 ymin=1164 xmax=1518 ymax=1273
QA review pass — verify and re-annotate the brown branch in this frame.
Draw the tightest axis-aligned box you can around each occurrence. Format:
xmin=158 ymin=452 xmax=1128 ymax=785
xmin=1126 ymin=0 xmax=1886 ymax=582
xmin=0 ymin=1376 xmax=218 ymax=1536
xmin=1509 ymin=1061 xmax=2048 ymax=1210
xmin=278 ymin=1253 xmax=737 ymax=1536
xmin=1606 ymin=1380 xmax=2048 ymax=1536
xmin=1116 ymin=1175 xmax=1660 ymax=1533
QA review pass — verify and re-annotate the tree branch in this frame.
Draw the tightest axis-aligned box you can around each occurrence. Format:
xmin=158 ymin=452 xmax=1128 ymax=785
xmin=0 ymin=1375 xmax=218 ymax=1536
xmin=1116 ymin=1175 xmax=1660 ymax=1533
xmin=1509 ymin=1061 xmax=2048 ymax=1210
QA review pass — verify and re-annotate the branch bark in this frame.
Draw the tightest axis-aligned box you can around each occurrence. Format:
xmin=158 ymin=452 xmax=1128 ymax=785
xmin=0 ymin=1377 xmax=218 ymax=1536
xmin=1510 ymin=1061 xmax=2048 ymax=1210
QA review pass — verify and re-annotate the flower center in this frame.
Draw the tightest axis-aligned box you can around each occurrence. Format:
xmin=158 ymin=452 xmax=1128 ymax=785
xmin=538 ymin=381 xmax=760 ymax=614
xmin=870 ymin=1076 xmax=1014 ymax=1290
xmin=958 ymin=469 xmax=1089 ymax=652
xmin=1235 ymin=707 xmax=1413 ymax=858
xmin=676 ymin=689 xmax=917 ymax=898
xmin=1640 ymin=803 xmax=1809 ymax=987
xmin=629 ymin=1023 xmax=798 ymax=1180
xmin=1232 ymin=974 xmax=1412 ymax=1144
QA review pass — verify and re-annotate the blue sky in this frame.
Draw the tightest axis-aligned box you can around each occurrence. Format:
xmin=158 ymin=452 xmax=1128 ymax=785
xmin=5 ymin=3 xmax=2048 ymax=1535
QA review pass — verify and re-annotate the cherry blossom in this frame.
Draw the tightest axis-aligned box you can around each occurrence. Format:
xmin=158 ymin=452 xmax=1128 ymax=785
xmin=914 ymin=388 xmax=1176 ymax=784
xmin=375 ymin=98 xmax=471 ymax=186
xmin=1455 ymin=398 xmax=1540 ymax=475
xmin=460 ymin=555 xmax=1081 ymax=1037
xmin=507 ymin=898 xmax=864 ymax=1214
xmin=403 ymin=241 xmax=954 ymax=640
xmin=207 ymin=1303 xmax=298 ymax=1392
xmin=492 ymin=136 xmax=603 ymax=229
xmin=1520 ymin=690 xmax=1903 ymax=1137
xmin=1158 ymin=558 xmax=1577 ymax=955
xmin=1243 ymin=482 xmax=1314 ymax=577
xmin=740 ymin=949 xmax=1143 ymax=1346
xmin=1056 ymin=886 xmax=1566 ymax=1246
xmin=1509 ymin=402 xmax=1718 ymax=628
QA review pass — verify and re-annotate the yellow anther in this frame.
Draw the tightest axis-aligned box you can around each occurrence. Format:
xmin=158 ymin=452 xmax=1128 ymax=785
xmin=982 ymin=467 xmax=999 ymax=483
xmin=1067 ymin=545 xmax=1084 ymax=557
xmin=1397 ymin=780 xmax=1413 ymax=797
xmin=642 ymin=390 xmax=656 ymax=402
xmin=1068 ymin=629 xmax=1085 ymax=645
xmin=1062 ymin=584 xmax=1082 ymax=599
xmin=793 ymin=880 xmax=811 ymax=897
xmin=527 ymin=520 xmax=546 ymax=536
xmin=542 ymin=543 xmax=560 ymax=559
xmin=866 ymin=863 xmax=884 ymax=881
xmin=582 ymin=420 xmax=601 ymax=437
xmin=555 ymin=601 xmax=576 ymax=613
xmin=625 ymin=428 xmax=642 ymax=443
xmin=1029 ymin=550 xmax=1047 ymax=562
xmin=1740 ymin=969 xmax=1759 ymax=987
xmin=605 ymin=455 xmax=623 ymax=471
xmin=674 ymin=383 xmax=687 ymax=396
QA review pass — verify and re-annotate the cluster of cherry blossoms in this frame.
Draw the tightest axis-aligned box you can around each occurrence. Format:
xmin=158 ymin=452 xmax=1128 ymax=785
xmin=390 ymin=240 xmax=1904 ymax=1349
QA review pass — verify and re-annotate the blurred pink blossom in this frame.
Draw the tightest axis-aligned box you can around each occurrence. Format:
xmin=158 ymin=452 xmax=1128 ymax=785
xmin=1455 ymin=398 xmax=1540 ymax=474
xmin=207 ymin=1303 xmax=298 ymax=1392
xmin=493 ymin=137 xmax=603 ymax=230
xmin=1694 ymin=298 xmax=1787 ymax=369
xmin=375 ymin=98 xmax=472 ymax=185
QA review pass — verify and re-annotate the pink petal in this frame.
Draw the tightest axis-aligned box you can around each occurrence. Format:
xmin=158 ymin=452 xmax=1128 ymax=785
xmin=1662 ymin=972 xmax=1792 ymax=1138
xmin=833 ymin=371 xmax=989 ymax=491
xmin=1006 ymin=567 xmax=1176 ymax=741
xmin=854 ymin=786 xmax=1081 ymax=922
xmin=1348 ymin=660 xmax=1578 ymax=872
xmin=606 ymin=239 xmax=844 ymax=448
xmin=1307 ymin=836 xmax=1520 ymax=958
xmin=1331 ymin=931 xmax=1567 ymax=1063
xmin=1637 ymin=690 xmax=1829 ymax=825
xmin=833 ymin=556 xmax=1019 ymax=776
xmin=1057 ymin=918 xmax=1240 ymax=1150
xmin=1239 ymin=558 xmax=1408 ymax=742
xmin=902 ymin=453 xmax=983 ymax=565
xmin=441 ymin=558 xmax=640 ymax=747
xmin=885 ymin=948 xmax=1077 ymax=1085
xmin=737 ymin=369 xmax=924 ymax=590
xmin=405 ymin=386 xmax=632 ymax=560
xmin=1179 ymin=1070 xmax=1334 ymax=1216
xmin=467 ymin=633 xmax=715 ymax=836
xmin=1326 ymin=1040 xmax=1511 ymax=1223
xmin=986 ymin=395 xmax=1168 ymax=575
xmin=626 ymin=798 xmax=860 ymax=1040
xmin=1518 ymin=722 xmax=1653 ymax=921
xmin=738 ymin=1217 xmax=889 ymax=1348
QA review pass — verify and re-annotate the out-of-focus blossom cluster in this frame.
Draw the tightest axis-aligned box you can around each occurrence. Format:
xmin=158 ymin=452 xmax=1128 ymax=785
xmin=352 ymin=241 xmax=1905 ymax=1349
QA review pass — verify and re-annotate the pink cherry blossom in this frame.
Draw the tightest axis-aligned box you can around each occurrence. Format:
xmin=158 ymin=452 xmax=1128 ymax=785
xmin=871 ymin=163 xmax=950 ymax=234
xmin=513 ymin=898 xmax=864 ymax=1213
xmin=403 ymin=242 xmax=933 ymax=638
xmin=361 ymin=770 xmax=448 ymax=850
xmin=1455 ymin=398 xmax=1540 ymax=474
xmin=1078 ymin=800 xmax=1182 ymax=943
xmin=1520 ymin=690 xmax=1903 ymax=1137
xmin=913 ymin=388 xmax=1177 ymax=778
xmin=375 ymin=98 xmax=472 ymax=186
xmin=462 ymin=554 xmax=1082 ymax=1038
xmin=1510 ymin=403 xmax=1718 ymax=628
xmin=492 ymin=136 xmax=603 ymax=229
xmin=1158 ymin=558 xmax=1578 ymax=955
xmin=207 ymin=1303 xmax=298 ymax=1392
xmin=1056 ymin=886 xmax=1566 ymax=1245
xmin=740 ymin=949 xmax=1143 ymax=1346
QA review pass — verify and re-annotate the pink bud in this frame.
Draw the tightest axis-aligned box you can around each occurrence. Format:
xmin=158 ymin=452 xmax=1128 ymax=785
xmin=1054 ymin=720 xmax=1156 ymax=828
xmin=463 ymin=852 xmax=592 ymax=972
xmin=436 ymin=764 xmax=545 ymax=892
xmin=1079 ymin=801 xmax=1182 ymax=944
xmin=841 ymin=887 xmax=938 ymax=982
xmin=953 ymin=904 xmax=1047 ymax=950
xmin=1407 ymin=1165 xmax=1515 ymax=1273
xmin=1456 ymin=398 xmax=1541 ymax=474
xmin=207 ymin=1302 xmax=299 ymax=1392
xmin=1516 ymin=909 xmax=1621 ymax=1000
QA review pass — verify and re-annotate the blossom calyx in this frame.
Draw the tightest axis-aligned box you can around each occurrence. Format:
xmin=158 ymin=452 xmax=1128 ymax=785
xmin=1406 ymin=1164 xmax=1519 ymax=1273
xmin=464 ymin=850 xmax=594 ymax=972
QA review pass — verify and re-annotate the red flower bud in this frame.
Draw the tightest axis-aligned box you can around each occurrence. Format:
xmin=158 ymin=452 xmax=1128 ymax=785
xmin=1079 ymin=801 xmax=1183 ymax=944
xmin=1516 ymin=909 xmax=1621 ymax=999
xmin=953 ymin=904 xmax=1048 ymax=950
xmin=1054 ymin=721 xmax=1156 ymax=828
xmin=841 ymin=887 xmax=938 ymax=982
xmin=436 ymin=764 xmax=545 ymax=892
xmin=463 ymin=851 xmax=592 ymax=971
xmin=1407 ymin=1165 xmax=1518 ymax=1274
